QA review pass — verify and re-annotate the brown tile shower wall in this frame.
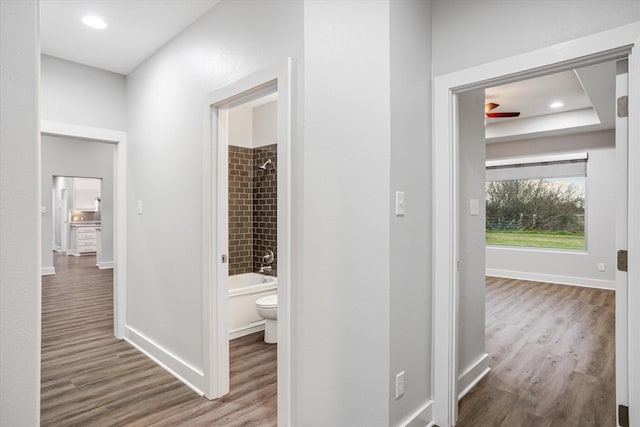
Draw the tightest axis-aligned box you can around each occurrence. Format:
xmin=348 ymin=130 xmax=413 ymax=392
xmin=228 ymin=144 xmax=277 ymax=276
xmin=229 ymin=145 xmax=254 ymax=275
xmin=253 ymin=144 xmax=277 ymax=275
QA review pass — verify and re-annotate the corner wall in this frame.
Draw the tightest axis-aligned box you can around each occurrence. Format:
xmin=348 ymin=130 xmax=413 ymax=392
xmin=302 ymin=1 xmax=391 ymax=424
xmin=457 ymin=90 xmax=488 ymax=396
xmin=389 ymin=0 xmax=434 ymax=425
xmin=0 ymin=1 xmax=41 ymax=425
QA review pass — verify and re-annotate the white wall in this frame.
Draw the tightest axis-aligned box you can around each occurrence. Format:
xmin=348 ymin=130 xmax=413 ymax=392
xmin=388 ymin=0 xmax=433 ymax=425
xmin=125 ymin=0 xmax=303 ymax=395
xmin=252 ymin=101 xmax=277 ymax=147
xmin=41 ymin=135 xmax=115 ymax=270
xmin=0 ymin=1 xmax=40 ymax=425
xmin=228 ymin=106 xmax=253 ymax=148
xmin=486 ymin=130 xmax=617 ymax=288
xmin=432 ymin=0 xmax=640 ymax=76
xmin=229 ymin=100 xmax=278 ymax=149
xmin=302 ymin=1 xmax=391 ymax=424
xmin=457 ymin=90 xmax=488 ymax=392
xmin=41 ymin=54 xmax=126 ymax=131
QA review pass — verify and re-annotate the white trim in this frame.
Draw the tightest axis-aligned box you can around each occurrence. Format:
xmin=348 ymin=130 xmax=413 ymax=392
xmin=40 ymin=120 xmax=127 ymax=339
xmin=485 ymin=152 xmax=587 ymax=168
xmin=202 ymin=60 xmax=294 ymax=427
xmin=41 ymin=266 xmax=55 ymax=276
xmin=398 ymin=400 xmax=433 ymax=427
xmin=98 ymin=261 xmax=113 ymax=270
xmin=485 ymin=268 xmax=615 ymax=290
xmin=457 ymin=353 xmax=490 ymax=401
xmin=228 ymin=322 xmax=265 ymax=340
xmin=614 ymin=64 xmax=630 ymax=423
xmin=433 ymin=21 xmax=640 ymax=427
xmin=124 ymin=327 xmax=204 ymax=396
xmin=627 ymin=33 xmax=640 ymax=427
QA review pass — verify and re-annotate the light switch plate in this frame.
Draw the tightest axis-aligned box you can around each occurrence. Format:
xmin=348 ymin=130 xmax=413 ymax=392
xmin=395 ymin=191 xmax=405 ymax=216
xmin=470 ymin=198 xmax=479 ymax=216
xmin=137 ymin=200 xmax=143 ymax=215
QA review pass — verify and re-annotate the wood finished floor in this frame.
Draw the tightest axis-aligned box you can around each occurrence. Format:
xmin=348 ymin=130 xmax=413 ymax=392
xmin=41 ymin=253 xmax=277 ymax=426
xmin=457 ymin=276 xmax=615 ymax=427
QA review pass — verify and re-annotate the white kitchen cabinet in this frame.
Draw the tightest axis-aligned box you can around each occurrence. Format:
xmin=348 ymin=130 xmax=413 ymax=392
xmin=73 ymin=178 xmax=101 ymax=210
xmin=70 ymin=226 xmax=97 ymax=255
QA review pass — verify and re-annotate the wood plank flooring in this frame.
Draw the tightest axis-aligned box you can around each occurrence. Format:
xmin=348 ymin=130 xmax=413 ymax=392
xmin=457 ymin=276 xmax=615 ymax=427
xmin=41 ymin=253 xmax=276 ymax=426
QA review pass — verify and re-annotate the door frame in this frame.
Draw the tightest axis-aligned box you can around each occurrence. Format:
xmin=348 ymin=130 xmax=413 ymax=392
xmin=202 ymin=59 xmax=294 ymax=426
xmin=60 ymin=187 xmax=68 ymax=253
xmin=433 ymin=22 xmax=640 ymax=426
xmin=40 ymin=120 xmax=128 ymax=339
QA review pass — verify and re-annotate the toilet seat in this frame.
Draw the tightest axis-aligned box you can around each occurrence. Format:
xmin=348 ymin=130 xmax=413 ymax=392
xmin=256 ymin=294 xmax=277 ymax=308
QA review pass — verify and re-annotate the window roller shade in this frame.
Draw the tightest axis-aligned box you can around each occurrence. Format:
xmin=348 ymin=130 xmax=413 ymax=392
xmin=486 ymin=153 xmax=587 ymax=181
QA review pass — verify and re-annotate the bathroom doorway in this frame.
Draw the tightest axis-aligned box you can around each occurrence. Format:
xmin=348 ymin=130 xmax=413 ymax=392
xmin=203 ymin=61 xmax=294 ymax=426
xmin=226 ymin=92 xmax=279 ymax=342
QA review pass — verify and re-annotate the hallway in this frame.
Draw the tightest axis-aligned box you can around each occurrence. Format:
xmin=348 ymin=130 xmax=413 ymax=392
xmin=41 ymin=253 xmax=276 ymax=426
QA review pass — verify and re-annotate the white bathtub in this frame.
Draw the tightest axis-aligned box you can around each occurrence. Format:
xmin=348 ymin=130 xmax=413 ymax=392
xmin=228 ymin=273 xmax=277 ymax=339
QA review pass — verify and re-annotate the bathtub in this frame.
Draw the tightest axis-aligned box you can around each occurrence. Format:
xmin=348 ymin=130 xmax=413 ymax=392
xmin=228 ymin=273 xmax=277 ymax=339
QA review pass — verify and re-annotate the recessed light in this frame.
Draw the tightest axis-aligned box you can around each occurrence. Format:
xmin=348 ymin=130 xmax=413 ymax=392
xmin=549 ymin=101 xmax=564 ymax=108
xmin=82 ymin=16 xmax=107 ymax=29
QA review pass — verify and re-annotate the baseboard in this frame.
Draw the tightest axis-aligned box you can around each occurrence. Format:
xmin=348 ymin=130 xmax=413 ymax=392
xmin=124 ymin=326 xmax=205 ymax=396
xmin=398 ymin=399 xmax=433 ymax=427
xmin=486 ymin=268 xmax=615 ymax=290
xmin=98 ymin=260 xmax=114 ymax=270
xmin=229 ymin=322 xmax=265 ymax=340
xmin=458 ymin=353 xmax=490 ymax=400
xmin=53 ymin=246 xmax=62 ymax=252
xmin=41 ymin=266 xmax=56 ymax=276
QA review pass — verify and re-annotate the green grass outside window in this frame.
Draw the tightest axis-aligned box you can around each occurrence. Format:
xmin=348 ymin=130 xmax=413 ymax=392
xmin=486 ymin=229 xmax=585 ymax=250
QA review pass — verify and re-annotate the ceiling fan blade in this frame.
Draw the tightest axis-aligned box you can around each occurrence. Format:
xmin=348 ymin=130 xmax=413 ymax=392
xmin=485 ymin=102 xmax=500 ymax=112
xmin=486 ymin=112 xmax=521 ymax=118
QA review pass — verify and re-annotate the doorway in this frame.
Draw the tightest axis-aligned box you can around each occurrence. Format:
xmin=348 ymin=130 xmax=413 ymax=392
xmin=432 ymin=25 xmax=640 ymax=427
xmin=454 ymin=61 xmax=625 ymax=425
xmin=40 ymin=120 xmax=127 ymax=338
xmin=203 ymin=60 xmax=294 ymax=427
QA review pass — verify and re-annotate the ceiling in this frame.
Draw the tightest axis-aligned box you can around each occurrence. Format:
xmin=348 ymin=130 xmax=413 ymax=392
xmin=485 ymin=61 xmax=617 ymax=143
xmin=40 ymin=0 xmax=220 ymax=75
xmin=39 ymin=1 xmax=617 ymax=142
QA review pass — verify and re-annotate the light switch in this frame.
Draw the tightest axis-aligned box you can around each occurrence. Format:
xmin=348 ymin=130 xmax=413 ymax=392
xmin=137 ymin=200 xmax=143 ymax=215
xmin=395 ymin=191 xmax=405 ymax=216
xmin=470 ymin=198 xmax=479 ymax=216
xmin=41 ymin=206 xmax=47 ymax=214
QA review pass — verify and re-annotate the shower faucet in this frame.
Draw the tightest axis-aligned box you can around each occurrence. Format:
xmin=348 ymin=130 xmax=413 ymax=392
xmin=262 ymin=249 xmax=274 ymax=265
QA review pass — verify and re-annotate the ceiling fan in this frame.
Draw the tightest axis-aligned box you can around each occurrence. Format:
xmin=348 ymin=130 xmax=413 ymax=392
xmin=485 ymin=102 xmax=520 ymax=118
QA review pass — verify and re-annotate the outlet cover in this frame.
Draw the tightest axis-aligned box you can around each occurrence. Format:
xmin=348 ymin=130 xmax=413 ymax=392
xmin=395 ymin=371 xmax=405 ymax=399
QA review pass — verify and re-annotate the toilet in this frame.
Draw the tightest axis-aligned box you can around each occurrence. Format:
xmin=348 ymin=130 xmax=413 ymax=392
xmin=255 ymin=294 xmax=277 ymax=344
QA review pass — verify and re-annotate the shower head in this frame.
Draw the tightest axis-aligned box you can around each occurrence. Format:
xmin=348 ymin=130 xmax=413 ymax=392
xmin=258 ymin=159 xmax=272 ymax=171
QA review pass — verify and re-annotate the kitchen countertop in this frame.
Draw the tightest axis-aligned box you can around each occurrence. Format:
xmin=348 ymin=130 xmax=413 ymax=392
xmin=70 ymin=222 xmax=101 ymax=228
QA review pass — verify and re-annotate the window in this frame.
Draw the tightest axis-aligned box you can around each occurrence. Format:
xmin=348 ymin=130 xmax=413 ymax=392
xmin=485 ymin=153 xmax=587 ymax=250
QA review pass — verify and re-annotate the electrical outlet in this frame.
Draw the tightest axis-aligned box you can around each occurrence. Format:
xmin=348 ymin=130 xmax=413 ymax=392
xmin=395 ymin=371 xmax=405 ymax=399
xmin=598 ymin=263 xmax=605 ymax=272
